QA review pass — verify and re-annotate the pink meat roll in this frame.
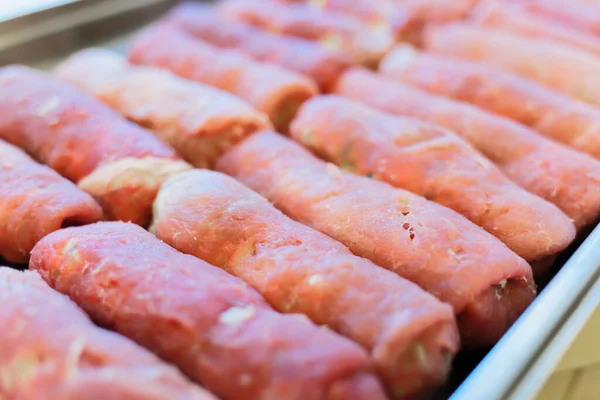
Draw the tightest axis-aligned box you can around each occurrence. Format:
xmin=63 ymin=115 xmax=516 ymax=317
xmin=31 ymin=222 xmax=384 ymax=400
xmin=0 ymin=139 xmax=103 ymax=263
xmin=290 ymin=94 xmax=575 ymax=262
xmin=0 ymin=268 xmax=213 ymax=400
xmin=128 ymin=25 xmax=317 ymax=133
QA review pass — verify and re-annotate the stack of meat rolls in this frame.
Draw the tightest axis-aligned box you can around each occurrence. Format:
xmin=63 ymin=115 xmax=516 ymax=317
xmin=6 ymin=0 xmax=600 ymax=398
xmin=0 ymin=268 xmax=213 ymax=399
xmin=289 ymin=94 xmax=575 ymax=262
xmin=375 ymin=51 xmax=600 ymax=229
xmin=217 ymin=131 xmax=536 ymax=348
xmin=151 ymin=169 xmax=460 ymax=398
xmin=127 ymin=24 xmax=318 ymax=133
xmin=31 ymin=222 xmax=387 ymax=400
xmin=162 ymin=2 xmax=352 ymax=92
xmin=0 ymin=140 xmax=102 ymax=263
xmin=380 ymin=45 xmax=600 ymax=158
xmin=421 ymin=23 xmax=600 ymax=107
xmin=54 ymin=49 xmax=271 ymax=168
xmin=0 ymin=65 xmax=191 ymax=226
xmin=378 ymin=43 xmax=600 ymax=161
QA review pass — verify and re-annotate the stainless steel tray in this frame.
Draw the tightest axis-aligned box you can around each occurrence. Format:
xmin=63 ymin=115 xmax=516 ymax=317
xmin=1 ymin=1 xmax=599 ymax=399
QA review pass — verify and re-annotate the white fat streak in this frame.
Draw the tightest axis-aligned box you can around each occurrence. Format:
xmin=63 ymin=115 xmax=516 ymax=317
xmin=219 ymin=305 xmax=256 ymax=326
xmin=326 ymin=162 xmax=342 ymax=178
xmin=238 ymin=373 xmax=253 ymax=386
xmin=308 ymin=274 xmax=324 ymax=286
xmin=380 ymin=44 xmax=418 ymax=74
xmin=64 ymin=336 xmax=87 ymax=378
xmin=37 ymin=96 xmax=61 ymax=116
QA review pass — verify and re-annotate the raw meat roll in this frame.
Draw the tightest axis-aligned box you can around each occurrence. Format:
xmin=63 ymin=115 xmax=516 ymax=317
xmin=31 ymin=222 xmax=384 ymax=400
xmin=0 ymin=139 xmax=102 ymax=263
xmin=290 ymin=94 xmax=575 ymax=261
xmin=128 ymin=25 xmax=317 ymax=132
xmin=0 ymin=268 xmax=213 ymax=400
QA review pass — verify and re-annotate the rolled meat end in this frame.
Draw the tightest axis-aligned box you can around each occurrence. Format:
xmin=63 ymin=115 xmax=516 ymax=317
xmin=0 ymin=65 xmax=190 ymax=226
xmin=337 ymin=68 xmax=600 ymax=230
xmin=128 ymin=25 xmax=317 ymax=133
xmin=217 ymin=131 xmax=536 ymax=348
xmin=470 ymin=0 xmax=600 ymax=57
xmin=0 ymin=140 xmax=102 ymax=263
xmin=55 ymin=49 xmax=271 ymax=168
xmin=216 ymin=0 xmax=394 ymax=66
xmin=290 ymin=94 xmax=575 ymax=262
xmin=379 ymin=45 xmax=600 ymax=160
xmin=389 ymin=0 xmax=479 ymax=44
xmin=0 ymin=268 xmax=213 ymax=400
xmin=30 ymin=222 xmax=384 ymax=400
xmin=162 ymin=2 xmax=352 ymax=92
xmin=377 ymin=48 xmax=600 ymax=229
xmin=151 ymin=169 xmax=459 ymax=397
xmin=422 ymin=23 xmax=600 ymax=107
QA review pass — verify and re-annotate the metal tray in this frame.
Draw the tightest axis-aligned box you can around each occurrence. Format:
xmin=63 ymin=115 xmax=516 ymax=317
xmin=2 ymin=1 xmax=599 ymax=399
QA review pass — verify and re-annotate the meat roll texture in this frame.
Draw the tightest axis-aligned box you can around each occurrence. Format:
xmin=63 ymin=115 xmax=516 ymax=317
xmin=290 ymin=95 xmax=575 ymax=262
xmin=128 ymin=25 xmax=318 ymax=133
xmin=151 ymin=169 xmax=460 ymax=398
xmin=55 ymin=49 xmax=270 ymax=168
xmin=162 ymin=2 xmax=352 ymax=91
xmin=216 ymin=0 xmax=394 ymax=66
xmin=0 ymin=268 xmax=213 ymax=400
xmin=378 ymin=48 xmax=600 ymax=229
xmin=423 ymin=23 xmax=600 ymax=107
xmin=31 ymin=222 xmax=384 ymax=400
xmin=217 ymin=131 xmax=536 ymax=348
xmin=470 ymin=0 xmax=600 ymax=57
xmin=0 ymin=65 xmax=190 ymax=226
xmin=0 ymin=140 xmax=102 ymax=263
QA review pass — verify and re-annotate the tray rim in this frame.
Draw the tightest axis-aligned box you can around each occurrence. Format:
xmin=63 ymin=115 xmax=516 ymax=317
xmin=451 ymin=224 xmax=600 ymax=400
